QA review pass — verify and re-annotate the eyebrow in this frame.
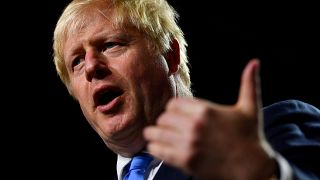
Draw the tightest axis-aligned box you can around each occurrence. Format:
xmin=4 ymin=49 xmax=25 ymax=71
xmin=65 ymin=30 xmax=135 ymax=61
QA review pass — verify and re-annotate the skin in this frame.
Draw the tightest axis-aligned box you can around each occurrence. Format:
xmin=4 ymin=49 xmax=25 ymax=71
xmin=144 ymin=60 xmax=277 ymax=179
xmin=63 ymin=11 xmax=178 ymax=157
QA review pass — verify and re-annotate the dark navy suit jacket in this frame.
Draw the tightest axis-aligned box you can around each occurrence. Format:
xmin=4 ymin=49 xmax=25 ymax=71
xmin=118 ymin=100 xmax=320 ymax=180
xmin=263 ymin=100 xmax=320 ymax=179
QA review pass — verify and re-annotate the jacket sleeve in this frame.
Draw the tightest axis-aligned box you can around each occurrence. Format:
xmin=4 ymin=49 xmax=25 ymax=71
xmin=263 ymin=99 xmax=320 ymax=180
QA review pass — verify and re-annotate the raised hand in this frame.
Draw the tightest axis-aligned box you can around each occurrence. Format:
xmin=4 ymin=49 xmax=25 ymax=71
xmin=144 ymin=59 xmax=277 ymax=179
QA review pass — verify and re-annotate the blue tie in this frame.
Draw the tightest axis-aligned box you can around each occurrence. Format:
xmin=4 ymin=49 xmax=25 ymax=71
xmin=123 ymin=153 xmax=153 ymax=180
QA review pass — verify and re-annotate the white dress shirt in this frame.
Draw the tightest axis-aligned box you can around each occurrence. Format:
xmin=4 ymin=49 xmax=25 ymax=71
xmin=116 ymin=152 xmax=292 ymax=180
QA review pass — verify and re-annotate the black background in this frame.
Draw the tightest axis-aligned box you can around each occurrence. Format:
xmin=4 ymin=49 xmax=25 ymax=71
xmin=4 ymin=1 xmax=319 ymax=179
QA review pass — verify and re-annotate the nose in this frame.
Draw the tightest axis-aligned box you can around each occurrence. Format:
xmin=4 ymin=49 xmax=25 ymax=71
xmin=85 ymin=49 xmax=110 ymax=82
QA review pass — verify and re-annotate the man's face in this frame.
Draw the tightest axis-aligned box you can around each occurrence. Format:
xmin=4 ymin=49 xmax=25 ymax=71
xmin=63 ymin=12 xmax=176 ymax=156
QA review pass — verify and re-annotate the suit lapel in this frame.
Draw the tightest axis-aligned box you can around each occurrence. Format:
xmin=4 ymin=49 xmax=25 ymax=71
xmin=153 ymin=163 xmax=191 ymax=180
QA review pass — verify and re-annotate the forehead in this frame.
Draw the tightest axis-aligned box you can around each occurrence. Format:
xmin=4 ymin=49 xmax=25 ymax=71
xmin=63 ymin=9 xmax=144 ymax=57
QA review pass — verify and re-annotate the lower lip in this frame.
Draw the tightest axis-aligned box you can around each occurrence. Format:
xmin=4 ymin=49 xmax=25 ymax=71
xmin=96 ymin=95 xmax=122 ymax=113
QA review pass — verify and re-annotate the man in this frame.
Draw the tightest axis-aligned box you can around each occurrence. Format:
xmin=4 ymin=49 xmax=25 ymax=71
xmin=53 ymin=0 xmax=320 ymax=179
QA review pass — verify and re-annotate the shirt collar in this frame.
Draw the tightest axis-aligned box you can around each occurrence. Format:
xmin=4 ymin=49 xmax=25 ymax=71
xmin=116 ymin=154 xmax=131 ymax=180
xmin=116 ymin=152 xmax=163 ymax=180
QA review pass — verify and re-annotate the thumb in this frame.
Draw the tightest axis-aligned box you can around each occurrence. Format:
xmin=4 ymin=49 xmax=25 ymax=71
xmin=236 ymin=59 xmax=262 ymax=116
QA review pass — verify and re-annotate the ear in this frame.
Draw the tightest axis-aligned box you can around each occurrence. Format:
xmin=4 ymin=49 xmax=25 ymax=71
xmin=165 ymin=39 xmax=180 ymax=75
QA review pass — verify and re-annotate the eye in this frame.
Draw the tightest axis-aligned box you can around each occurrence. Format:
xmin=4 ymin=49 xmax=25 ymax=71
xmin=72 ymin=56 xmax=84 ymax=70
xmin=101 ymin=42 xmax=123 ymax=52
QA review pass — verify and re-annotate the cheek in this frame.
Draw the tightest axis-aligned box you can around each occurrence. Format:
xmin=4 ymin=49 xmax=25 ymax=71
xmin=70 ymin=78 xmax=90 ymax=103
xmin=128 ymin=56 xmax=169 ymax=83
xmin=120 ymin=47 xmax=169 ymax=78
xmin=135 ymin=59 xmax=171 ymax=97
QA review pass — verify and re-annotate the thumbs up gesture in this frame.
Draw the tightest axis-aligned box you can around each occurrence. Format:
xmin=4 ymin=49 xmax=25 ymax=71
xmin=144 ymin=59 xmax=277 ymax=179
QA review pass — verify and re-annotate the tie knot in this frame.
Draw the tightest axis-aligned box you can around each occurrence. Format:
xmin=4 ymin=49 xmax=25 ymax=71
xmin=122 ymin=153 xmax=154 ymax=180
xmin=129 ymin=153 xmax=153 ymax=171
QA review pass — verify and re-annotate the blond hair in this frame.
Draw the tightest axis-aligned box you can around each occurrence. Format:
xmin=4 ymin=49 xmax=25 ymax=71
xmin=53 ymin=0 xmax=192 ymax=96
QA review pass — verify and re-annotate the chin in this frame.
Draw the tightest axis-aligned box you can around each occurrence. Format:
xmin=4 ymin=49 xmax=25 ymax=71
xmin=103 ymin=134 xmax=147 ymax=157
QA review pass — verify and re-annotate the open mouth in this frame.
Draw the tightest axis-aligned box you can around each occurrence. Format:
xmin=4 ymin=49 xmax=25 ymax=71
xmin=94 ymin=87 xmax=123 ymax=107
